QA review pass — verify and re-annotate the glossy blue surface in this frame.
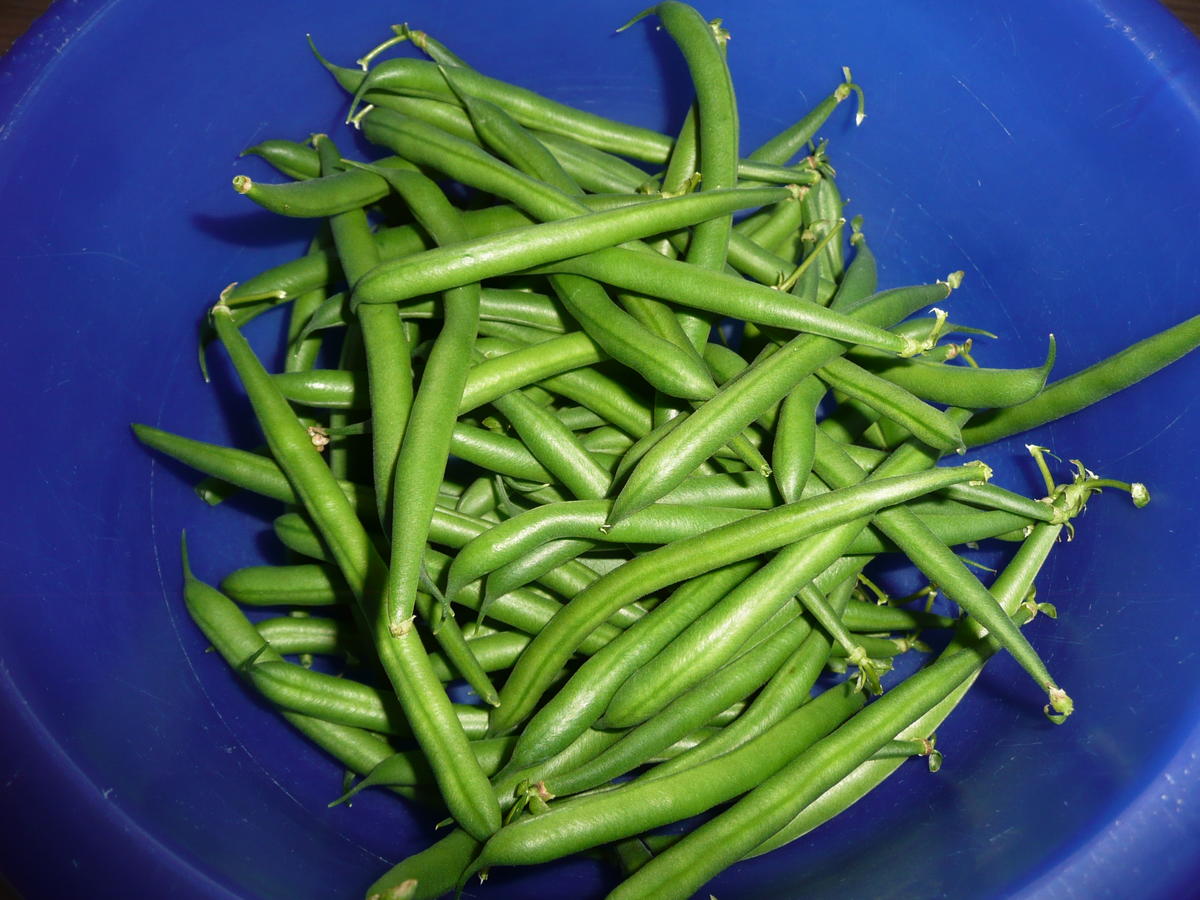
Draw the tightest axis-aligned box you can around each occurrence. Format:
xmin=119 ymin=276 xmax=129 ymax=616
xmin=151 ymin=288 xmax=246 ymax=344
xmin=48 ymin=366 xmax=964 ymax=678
xmin=1 ymin=1 xmax=1199 ymax=898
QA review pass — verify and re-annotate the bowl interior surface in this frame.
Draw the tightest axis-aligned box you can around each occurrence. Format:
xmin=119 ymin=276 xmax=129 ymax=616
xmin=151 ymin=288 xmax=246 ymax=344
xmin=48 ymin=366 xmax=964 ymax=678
xmin=2 ymin=1 xmax=1200 ymax=898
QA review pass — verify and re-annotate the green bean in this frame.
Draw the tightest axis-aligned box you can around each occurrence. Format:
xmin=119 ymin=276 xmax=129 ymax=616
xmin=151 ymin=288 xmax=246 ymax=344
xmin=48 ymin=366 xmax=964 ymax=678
xmin=850 ymin=335 xmax=1057 ymax=409
xmin=354 ymin=106 xmax=660 ymax=231
xmin=868 ymin=738 xmax=939 ymax=764
xmin=552 ymin=406 xmax=610 ymax=432
xmin=241 ymin=138 xmax=322 ymax=180
xmin=365 ymin=828 xmax=482 ymax=900
xmin=459 ymin=333 xmax=603 ymax=412
xmin=490 ymin=460 xmax=989 ymax=736
xmin=544 ymin=594 xmax=827 ymax=799
xmin=579 ymin=425 xmax=635 ymax=455
xmin=392 ymin=23 xmax=472 ymax=68
xmin=747 ymin=522 xmax=1064 ymax=858
xmin=244 ymin=659 xmax=488 ymax=739
xmin=602 ymin=554 xmax=866 ymax=728
xmin=344 ymin=165 xmax=486 ymax=653
xmin=269 ymin=519 xmax=628 ymax=654
xmin=830 ymin=218 xmax=879 ymax=310
xmin=180 ymin=537 xmax=410 ymax=792
xmin=446 ymin=501 xmax=755 ymax=599
xmin=626 ymin=5 xmax=738 ymax=349
xmin=336 ymin=53 xmax=836 ymax=185
xmin=533 ymin=128 xmax=656 ymax=194
xmin=472 ymin=681 xmax=864 ymax=870
xmin=939 ymin=480 xmax=1058 ymax=523
xmin=591 ymin=575 xmax=862 ymax=792
xmin=811 ymin=428 xmax=1071 ymax=719
xmin=355 ymin=106 xmax=818 ymax=364
xmin=209 ymin=301 xmax=501 ymax=840
xmin=426 ymin=632 xmax=531 ymax=681
xmin=547 ymin=270 xmax=719 ymax=401
xmin=366 ymin=86 xmax=661 ymax=196
xmin=773 ymin=377 xmax=825 ymax=502
xmin=483 ymin=539 xmax=602 ymax=610
xmin=342 ymin=56 xmax=675 ymax=161
xmin=656 ymin=471 xmax=780 ymax=508
xmin=282 ymin=231 xmax=331 ymax=373
xmin=747 ymin=68 xmax=864 ymax=164
xmin=446 ymin=424 xmax=555 ymax=482
xmin=534 ymin=248 xmax=923 ymax=356
xmin=962 ymin=312 xmax=1200 ymax=447
xmin=315 ymin=135 xmax=412 ymax=532
xmin=222 ymin=562 xmax=350 ymax=606
xmin=843 ymin=601 xmax=957 ymax=634
xmin=338 ymin=748 xmax=496 ymax=820
xmin=222 ymin=371 xmax=558 ymax=486
xmin=271 ymin=368 xmax=365 ymax=409
xmin=131 ymin=424 xmax=376 ymax=519
xmin=490 ymin=388 xmax=613 ymax=500
xmin=643 ymin=575 xmax=851 ymax=781
xmin=440 ymin=63 xmax=580 ymax=195
xmin=804 ymin=174 xmax=846 ymax=290
xmin=231 ymin=156 xmax=415 ymax=217
xmin=349 ymin=186 xmax=792 ymax=308
xmin=336 ymin=737 xmax=518 ymax=809
xmin=817 ymin=356 xmax=965 ymax=452
xmin=454 ymin=476 xmax=499 ymax=519
xmin=534 ymin=364 xmax=655 ymax=438
xmin=608 ymin=638 xmax=1014 ymax=900
xmin=255 ymin=615 xmax=361 ymax=659
xmin=270 ymin=502 xmax=645 ymax=630
xmin=411 ymin=591 xmax=501 ymax=707
xmin=602 ymin=277 xmax=955 ymax=524
xmin=743 ymin=193 xmax=807 ymax=256
xmin=224 ymin=202 xmax=551 ymax=307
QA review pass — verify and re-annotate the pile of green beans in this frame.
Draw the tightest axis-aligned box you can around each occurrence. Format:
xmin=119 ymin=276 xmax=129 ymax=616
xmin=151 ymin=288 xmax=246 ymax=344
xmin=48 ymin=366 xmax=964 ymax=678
xmin=133 ymin=6 xmax=1199 ymax=899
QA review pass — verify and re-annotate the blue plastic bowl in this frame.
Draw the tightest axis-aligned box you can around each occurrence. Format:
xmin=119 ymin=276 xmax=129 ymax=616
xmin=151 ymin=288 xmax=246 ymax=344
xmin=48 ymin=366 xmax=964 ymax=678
xmin=3 ymin=1 xmax=1199 ymax=897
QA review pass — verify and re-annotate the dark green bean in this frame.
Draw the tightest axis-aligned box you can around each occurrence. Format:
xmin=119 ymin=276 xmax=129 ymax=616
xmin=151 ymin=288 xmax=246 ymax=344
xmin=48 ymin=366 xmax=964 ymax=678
xmin=642 ymin=571 xmax=854 ymax=780
xmin=131 ymin=424 xmax=375 ymax=519
xmin=315 ymin=135 xmax=412 ymax=531
xmin=544 ymin=589 xmax=837 ymax=798
xmin=365 ymin=828 xmax=481 ymax=900
xmin=231 ymin=156 xmax=414 ymax=217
